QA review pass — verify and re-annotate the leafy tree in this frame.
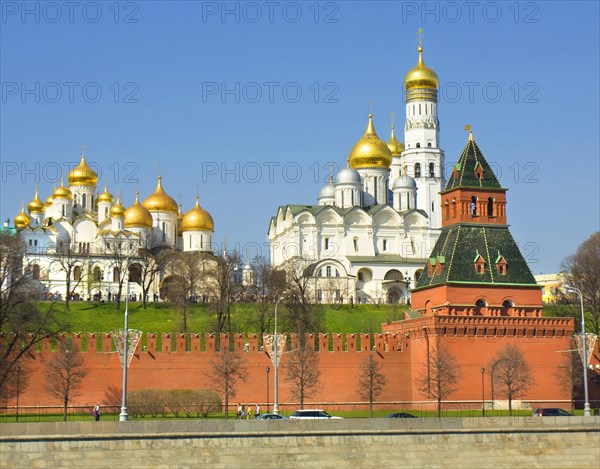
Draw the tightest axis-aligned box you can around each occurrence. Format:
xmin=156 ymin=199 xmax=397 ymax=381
xmin=561 ymin=231 xmax=600 ymax=338
xmin=45 ymin=339 xmax=89 ymax=421
xmin=208 ymin=350 xmax=247 ymax=419
xmin=490 ymin=344 xmax=534 ymax=416
xmin=283 ymin=346 xmax=321 ymax=408
xmin=418 ymin=337 xmax=460 ymax=418
xmin=357 ymin=354 xmax=387 ymax=417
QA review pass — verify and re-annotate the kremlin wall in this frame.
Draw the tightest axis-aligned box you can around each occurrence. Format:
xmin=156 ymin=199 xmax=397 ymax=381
xmin=10 ymin=327 xmax=578 ymax=413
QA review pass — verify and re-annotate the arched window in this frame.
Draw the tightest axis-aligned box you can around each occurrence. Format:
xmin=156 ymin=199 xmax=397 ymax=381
xmin=414 ymin=163 xmax=421 ymax=178
xmin=73 ymin=265 xmax=82 ymax=281
xmin=335 ymin=269 xmax=340 ymax=277
xmin=353 ymin=238 xmax=358 ymax=252
xmin=324 ymin=238 xmax=329 ymax=250
xmin=382 ymin=239 xmax=387 ymax=251
xmin=32 ymin=264 xmax=40 ymax=280
xmin=416 ymin=142 xmax=421 ymax=148
xmin=113 ymin=267 xmax=120 ymax=283
xmin=427 ymin=142 xmax=432 ymax=148
xmin=470 ymin=196 xmax=478 ymax=216
xmin=82 ymin=194 xmax=86 ymax=209
xmin=429 ymin=162 xmax=435 ymax=177
xmin=487 ymin=197 xmax=494 ymax=217
xmin=93 ymin=266 xmax=102 ymax=281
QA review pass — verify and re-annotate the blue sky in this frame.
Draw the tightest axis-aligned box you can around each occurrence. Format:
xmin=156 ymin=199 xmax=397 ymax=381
xmin=1 ymin=0 xmax=599 ymax=273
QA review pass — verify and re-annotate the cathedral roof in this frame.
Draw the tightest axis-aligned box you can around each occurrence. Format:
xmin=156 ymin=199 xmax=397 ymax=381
xmin=348 ymin=114 xmax=392 ymax=170
xmin=413 ymin=224 xmax=538 ymax=291
xmin=68 ymin=154 xmax=99 ymax=186
xmin=444 ymin=134 xmax=504 ymax=191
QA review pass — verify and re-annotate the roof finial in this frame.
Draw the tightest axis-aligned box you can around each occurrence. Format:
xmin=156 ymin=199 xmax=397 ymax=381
xmin=464 ymin=124 xmax=474 ymax=141
xmin=369 ymin=98 xmax=373 ymax=117
xmin=417 ymin=28 xmax=424 ymax=48
xmin=328 ymin=162 xmax=333 ymax=184
xmin=82 ymin=144 xmax=85 ymax=156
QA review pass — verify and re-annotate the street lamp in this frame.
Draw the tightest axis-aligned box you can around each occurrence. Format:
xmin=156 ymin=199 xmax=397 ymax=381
xmin=404 ymin=271 xmax=411 ymax=305
xmin=273 ymin=297 xmax=283 ymax=414
xmin=564 ymin=285 xmax=591 ymax=417
xmin=119 ymin=271 xmax=130 ymax=422
xmin=266 ymin=366 xmax=271 ymax=413
xmin=481 ymin=367 xmax=485 ymax=417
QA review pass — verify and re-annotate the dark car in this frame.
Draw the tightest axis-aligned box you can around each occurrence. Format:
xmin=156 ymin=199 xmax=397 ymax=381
xmin=255 ymin=413 xmax=287 ymax=420
xmin=387 ymin=412 xmax=417 ymax=419
xmin=531 ymin=408 xmax=573 ymax=417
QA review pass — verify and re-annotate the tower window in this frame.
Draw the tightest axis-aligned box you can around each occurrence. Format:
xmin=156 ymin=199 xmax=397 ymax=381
xmin=487 ymin=197 xmax=495 ymax=217
xmin=470 ymin=196 xmax=478 ymax=216
xmin=382 ymin=239 xmax=387 ymax=251
xmin=427 ymin=142 xmax=432 ymax=148
xmin=414 ymin=163 xmax=421 ymax=178
xmin=429 ymin=163 xmax=435 ymax=177
xmin=416 ymin=143 xmax=421 ymax=148
xmin=324 ymin=237 xmax=329 ymax=250
xmin=353 ymin=238 xmax=358 ymax=252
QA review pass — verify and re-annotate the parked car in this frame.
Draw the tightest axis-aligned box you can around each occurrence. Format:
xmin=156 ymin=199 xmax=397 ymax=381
xmin=531 ymin=408 xmax=574 ymax=417
xmin=386 ymin=412 xmax=417 ymax=419
xmin=289 ymin=409 xmax=343 ymax=420
xmin=255 ymin=413 xmax=287 ymax=420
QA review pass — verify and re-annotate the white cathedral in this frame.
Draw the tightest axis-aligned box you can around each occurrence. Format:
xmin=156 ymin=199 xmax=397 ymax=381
xmin=268 ymin=43 xmax=445 ymax=304
xmin=9 ymin=158 xmax=216 ymax=301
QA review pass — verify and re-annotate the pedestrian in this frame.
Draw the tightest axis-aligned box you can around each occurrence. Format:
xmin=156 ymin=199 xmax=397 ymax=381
xmin=236 ymin=403 xmax=242 ymax=419
xmin=93 ymin=405 xmax=100 ymax=421
xmin=246 ymin=405 xmax=253 ymax=420
xmin=255 ymin=403 xmax=260 ymax=418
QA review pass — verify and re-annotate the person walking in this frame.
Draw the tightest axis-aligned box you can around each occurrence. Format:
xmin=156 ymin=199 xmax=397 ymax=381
xmin=246 ymin=405 xmax=253 ymax=420
xmin=92 ymin=405 xmax=100 ymax=421
xmin=255 ymin=403 xmax=261 ymax=418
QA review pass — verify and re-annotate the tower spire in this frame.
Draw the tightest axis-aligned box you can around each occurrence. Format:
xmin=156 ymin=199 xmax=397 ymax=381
xmin=464 ymin=124 xmax=474 ymax=141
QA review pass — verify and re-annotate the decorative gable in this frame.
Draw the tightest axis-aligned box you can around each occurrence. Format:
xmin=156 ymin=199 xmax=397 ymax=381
xmin=474 ymin=252 xmax=486 ymax=274
xmin=495 ymin=252 xmax=508 ymax=275
xmin=474 ymin=161 xmax=484 ymax=180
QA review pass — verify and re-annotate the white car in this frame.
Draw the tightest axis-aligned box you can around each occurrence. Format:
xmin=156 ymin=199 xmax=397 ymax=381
xmin=289 ymin=409 xmax=343 ymax=420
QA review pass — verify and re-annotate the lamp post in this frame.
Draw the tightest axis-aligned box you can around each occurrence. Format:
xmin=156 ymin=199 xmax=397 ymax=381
xmin=481 ymin=367 xmax=485 ymax=417
xmin=266 ymin=366 xmax=270 ymax=413
xmin=564 ymin=286 xmax=591 ymax=417
xmin=119 ymin=271 xmax=130 ymax=422
xmin=273 ymin=297 xmax=283 ymax=414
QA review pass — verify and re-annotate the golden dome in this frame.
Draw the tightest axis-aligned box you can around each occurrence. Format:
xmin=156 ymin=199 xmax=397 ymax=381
xmin=14 ymin=203 xmax=30 ymax=230
xmin=181 ymin=196 xmax=214 ymax=232
xmin=53 ymin=180 xmax=72 ymax=199
xmin=97 ymin=185 xmax=114 ymax=203
xmin=348 ymin=114 xmax=392 ymax=169
xmin=109 ymin=195 xmax=126 ymax=218
xmin=404 ymin=46 xmax=439 ymax=90
xmin=125 ymin=192 xmax=153 ymax=228
xmin=387 ymin=125 xmax=405 ymax=156
xmin=142 ymin=176 xmax=178 ymax=213
xmin=27 ymin=188 xmax=45 ymax=213
xmin=45 ymin=195 xmax=53 ymax=207
xmin=68 ymin=153 xmax=98 ymax=186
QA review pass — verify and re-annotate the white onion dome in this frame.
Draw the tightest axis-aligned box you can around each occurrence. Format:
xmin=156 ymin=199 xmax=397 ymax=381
xmin=392 ymin=174 xmax=417 ymax=190
xmin=336 ymin=166 xmax=362 ymax=185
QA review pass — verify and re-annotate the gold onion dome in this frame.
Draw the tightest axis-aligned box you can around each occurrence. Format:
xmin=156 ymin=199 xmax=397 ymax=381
xmin=181 ymin=196 xmax=214 ymax=232
xmin=348 ymin=114 xmax=392 ymax=169
xmin=14 ymin=203 xmax=30 ymax=230
xmin=27 ymin=188 xmax=45 ymax=213
xmin=97 ymin=185 xmax=114 ymax=203
xmin=45 ymin=195 xmax=53 ymax=207
xmin=53 ymin=180 xmax=72 ymax=199
xmin=125 ymin=192 xmax=153 ymax=228
xmin=142 ymin=176 xmax=178 ymax=213
xmin=404 ymin=46 xmax=439 ymax=90
xmin=109 ymin=195 xmax=126 ymax=218
xmin=387 ymin=125 xmax=405 ymax=156
xmin=68 ymin=154 xmax=99 ymax=186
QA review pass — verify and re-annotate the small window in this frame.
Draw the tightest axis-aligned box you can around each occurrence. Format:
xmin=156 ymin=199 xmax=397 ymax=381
xmin=427 ymin=142 xmax=432 ymax=148
xmin=353 ymin=238 xmax=358 ymax=252
xmin=382 ymin=240 xmax=387 ymax=251
xmin=82 ymin=194 xmax=86 ymax=209
xmin=358 ymin=272 xmax=364 ymax=281
xmin=416 ymin=142 xmax=421 ymax=148
xmin=429 ymin=162 xmax=435 ymax=177
xmin=335 ymin=269 xmax=340 ymax=277
xmin=32 ymin=264 xmax=40 ymax=280
xmin=470 ymin=196 xmax=478 ymax=216
xmin=324 ymin=238 xmax=329 ymax=250
xmin=488 ymin=197 xmax=494 ymax=217
xmin=415 ymin=163 xmax=421 ymax=178
xmin=326 ymin=266 xmax=332 ymax=277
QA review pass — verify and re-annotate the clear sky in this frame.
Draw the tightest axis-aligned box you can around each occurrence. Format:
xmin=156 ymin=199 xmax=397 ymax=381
xmin=1 ymin=0 xmax=599 ymax=273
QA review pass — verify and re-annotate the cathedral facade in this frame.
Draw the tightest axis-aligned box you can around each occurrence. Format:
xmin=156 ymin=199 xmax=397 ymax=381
xmin=10 ymin=155 xmax=214 ymax=301
xmin=268 ymin=44 xmax=445 ymax=304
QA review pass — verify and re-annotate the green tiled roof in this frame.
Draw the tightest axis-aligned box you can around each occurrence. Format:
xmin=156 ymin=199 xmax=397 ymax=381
xmin=444 ymin=138 xmax=504 ymax=191
xmin=414 ymin=224 xmax=538 ymax=290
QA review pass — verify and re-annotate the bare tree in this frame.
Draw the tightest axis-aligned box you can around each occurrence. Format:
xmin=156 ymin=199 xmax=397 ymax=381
xmin=282 ymin=258 xmax=322 ymax=344
xmin=208 ymin=350 xmax=247 ymax=420
xmin=561 ymin=231 xmax=600 ymax=337
xmin=161 ymin=250 xmax=204 ymax=333
xmin=137 ymin=242 xmax=171 ymax=309
xmin=555 ymin=345 xmax=584 ymax=412
xmin=357 ymin=354 xmax=387 ymax=417
xmin=418 ymin=337 xmax=460 ymax=418
xmin=251 ymin=257 xmax=286 ymax=339
xmin=53 ymin=233 xmax=88 ymax=311
xmin=45 ymin=339 xmax=89 ymax=421
xmin=105 ymin=235 xmax=137 ymax=310
xmin=283 ymin=346 xmax=321 ymax=408
xmin=490 ymin=344 xmax=534 ymax=416
xmin=201 ymin=251 xmax=242 ymax=336
xmin=0 ymin=232 xmax=63 ymax=399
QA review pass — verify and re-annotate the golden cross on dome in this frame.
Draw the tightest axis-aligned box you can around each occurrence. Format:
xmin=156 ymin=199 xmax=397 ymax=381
xmin=369 ymin=98 xmax=373 ymax=115
xmin=391 ymin=111 xmax=395 ymax=128
xmin=464 ymin=124 xmax=474 ymax=141
xmin=417 ymin=28 xmax=424 ymax=47
xmin=81 ymin=144 xmax=85 ymax=156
